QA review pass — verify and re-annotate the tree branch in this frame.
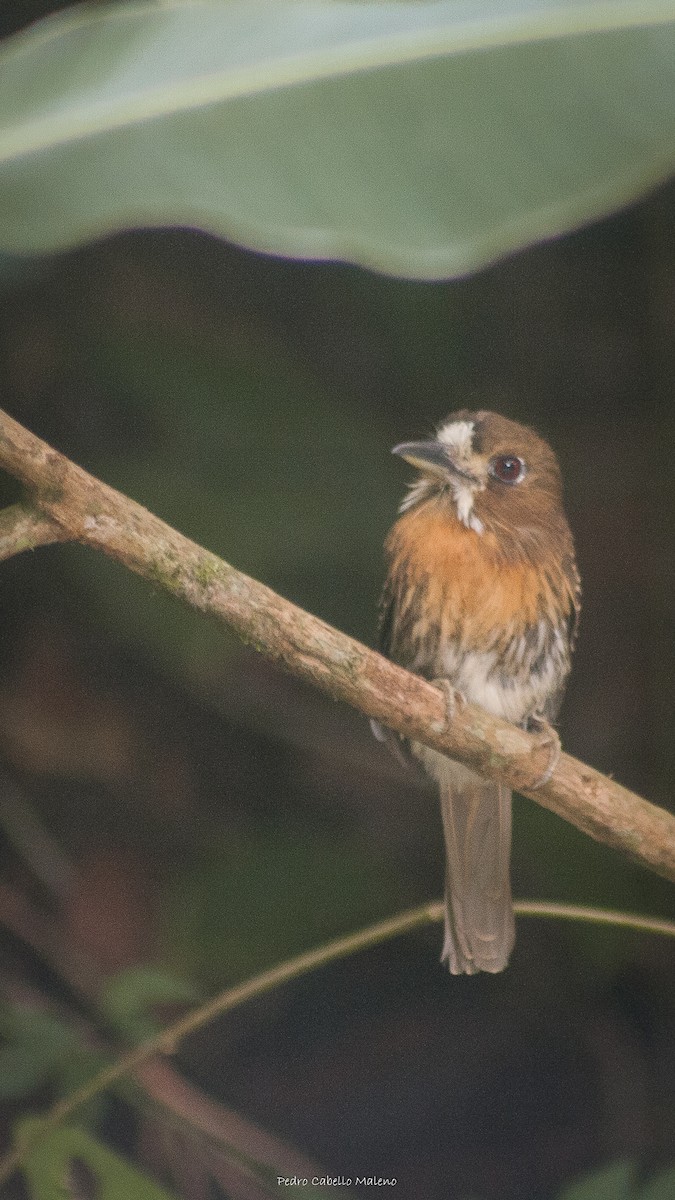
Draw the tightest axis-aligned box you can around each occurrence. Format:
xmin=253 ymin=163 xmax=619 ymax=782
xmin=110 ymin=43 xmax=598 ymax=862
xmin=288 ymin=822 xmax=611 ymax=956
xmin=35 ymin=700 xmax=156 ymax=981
xmin=0 ymin=405 xmax=673 ymax=883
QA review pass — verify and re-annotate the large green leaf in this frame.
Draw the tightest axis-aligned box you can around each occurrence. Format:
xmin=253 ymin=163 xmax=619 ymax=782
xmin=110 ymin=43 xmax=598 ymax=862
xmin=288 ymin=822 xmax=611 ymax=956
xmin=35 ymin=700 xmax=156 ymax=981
xmin=2 ymin=1 xmax=675 ymax=278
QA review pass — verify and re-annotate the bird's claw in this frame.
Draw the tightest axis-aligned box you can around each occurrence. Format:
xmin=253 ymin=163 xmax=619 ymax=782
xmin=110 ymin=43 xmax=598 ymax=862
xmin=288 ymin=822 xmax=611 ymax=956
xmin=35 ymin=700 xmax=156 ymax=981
xmin=526 ymin=714 xmax=561 ymax=789
xmin=431 ymin=678 xmax=466 ymax=731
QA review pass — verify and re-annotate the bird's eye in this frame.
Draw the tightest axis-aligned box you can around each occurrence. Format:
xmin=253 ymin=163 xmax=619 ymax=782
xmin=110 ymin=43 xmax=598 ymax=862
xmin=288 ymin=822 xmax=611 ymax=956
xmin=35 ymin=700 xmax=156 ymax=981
xmin=489 ymin=455 xmax=525 ymax=484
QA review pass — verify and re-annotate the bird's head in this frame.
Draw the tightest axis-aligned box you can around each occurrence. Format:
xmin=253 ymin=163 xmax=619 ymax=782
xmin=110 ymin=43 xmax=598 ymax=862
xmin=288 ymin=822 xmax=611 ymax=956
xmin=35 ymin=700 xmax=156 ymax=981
xmin=393 ymin=410 xmax=565 ymax=543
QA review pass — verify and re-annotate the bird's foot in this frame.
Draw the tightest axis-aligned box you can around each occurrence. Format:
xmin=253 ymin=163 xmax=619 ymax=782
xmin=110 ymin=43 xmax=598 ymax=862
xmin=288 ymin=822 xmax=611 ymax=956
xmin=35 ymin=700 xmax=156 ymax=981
xmin=526 ymin=714 xmax=561 ymax=789
xmin=431 ymin=678 xmax=466 ymax=731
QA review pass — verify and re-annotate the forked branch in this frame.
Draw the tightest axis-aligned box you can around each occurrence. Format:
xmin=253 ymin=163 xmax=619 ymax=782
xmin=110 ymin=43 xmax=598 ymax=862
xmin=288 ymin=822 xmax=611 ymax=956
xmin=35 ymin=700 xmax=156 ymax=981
xmin=0 ymin=500 xmax=66 ymax=561
xmin=0 ymin=405 xmax=673 ymax=883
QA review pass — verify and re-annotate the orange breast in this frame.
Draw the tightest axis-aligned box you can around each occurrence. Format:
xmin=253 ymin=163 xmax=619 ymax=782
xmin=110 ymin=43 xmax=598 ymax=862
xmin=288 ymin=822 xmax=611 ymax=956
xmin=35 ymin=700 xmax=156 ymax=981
xmin=387 ymin=505 xmax=560 ymax=648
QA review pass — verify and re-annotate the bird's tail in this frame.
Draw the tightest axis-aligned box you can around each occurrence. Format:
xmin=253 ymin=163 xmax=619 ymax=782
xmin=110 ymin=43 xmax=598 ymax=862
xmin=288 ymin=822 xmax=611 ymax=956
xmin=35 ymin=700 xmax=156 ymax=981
xmin=439 ymin=780 xmax=515 ymax=974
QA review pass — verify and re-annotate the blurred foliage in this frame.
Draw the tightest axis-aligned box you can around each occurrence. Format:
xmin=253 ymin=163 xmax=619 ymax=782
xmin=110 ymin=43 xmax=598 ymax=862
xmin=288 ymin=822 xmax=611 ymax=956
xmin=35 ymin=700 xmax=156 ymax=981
xmin=99 ymin=966 xmax=198 ymax=1043
xmin=18 ymin=1115 xmax=180 ymax=1200
xmin=0 ymin=1007 xmax=78 ymax=1101
xmin=557 ymin=1160 xmax=675 ymax=1200
xmin=0 ymin=1006 xmax=109 ymax=1126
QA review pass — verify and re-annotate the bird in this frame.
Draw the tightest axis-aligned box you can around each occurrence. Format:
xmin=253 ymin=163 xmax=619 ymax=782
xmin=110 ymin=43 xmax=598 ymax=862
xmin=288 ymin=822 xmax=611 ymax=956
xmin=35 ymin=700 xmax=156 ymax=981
xmin=375 ymin=410 xmax=580 ymax=974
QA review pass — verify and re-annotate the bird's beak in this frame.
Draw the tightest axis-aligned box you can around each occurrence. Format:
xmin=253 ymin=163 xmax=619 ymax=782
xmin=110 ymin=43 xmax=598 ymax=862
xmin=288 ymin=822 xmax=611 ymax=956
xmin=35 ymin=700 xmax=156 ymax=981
xmin=392 ymin=440 xmax=475 ymax=482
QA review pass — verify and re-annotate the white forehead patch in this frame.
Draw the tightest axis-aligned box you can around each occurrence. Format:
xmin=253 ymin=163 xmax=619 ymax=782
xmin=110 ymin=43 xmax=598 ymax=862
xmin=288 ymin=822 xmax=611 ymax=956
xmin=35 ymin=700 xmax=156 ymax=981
xmin=437 ymin=419 xmax=475 ymax=460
